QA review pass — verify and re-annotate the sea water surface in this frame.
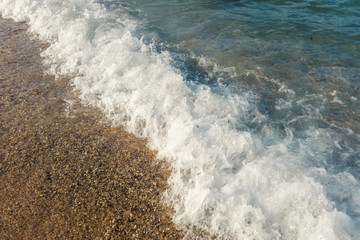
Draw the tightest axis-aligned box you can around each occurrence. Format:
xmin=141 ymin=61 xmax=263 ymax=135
xmin=1 ymin=0 xmax=359 ymax=239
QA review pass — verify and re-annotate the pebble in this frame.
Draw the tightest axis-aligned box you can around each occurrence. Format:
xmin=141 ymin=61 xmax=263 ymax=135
xmin=0 ymin=17 xmax=184 ymax=240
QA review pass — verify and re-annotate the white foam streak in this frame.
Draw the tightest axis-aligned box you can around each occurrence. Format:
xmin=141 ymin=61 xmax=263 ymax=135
xmin=1 ymin=1 xmax=359 ymax=239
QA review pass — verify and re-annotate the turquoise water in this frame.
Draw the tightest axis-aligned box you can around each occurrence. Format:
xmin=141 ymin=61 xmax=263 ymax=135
xmin=2 ymin=0 xmax=360 ymax=238
xmin=128 ymin=0 xmax=360 ymax=122
xmin=126 ymin=0 xmax=360 ymax=173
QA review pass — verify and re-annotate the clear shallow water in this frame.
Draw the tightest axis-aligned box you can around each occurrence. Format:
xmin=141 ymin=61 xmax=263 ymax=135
xmin=1 ymin=0 xmax=360 ymax=239
xmin=130 ymin=0 xmax=360 ymax=129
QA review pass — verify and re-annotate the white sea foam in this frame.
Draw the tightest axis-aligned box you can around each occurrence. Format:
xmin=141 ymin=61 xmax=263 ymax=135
xmin=1 ymin=1 xmax=359 ymax=239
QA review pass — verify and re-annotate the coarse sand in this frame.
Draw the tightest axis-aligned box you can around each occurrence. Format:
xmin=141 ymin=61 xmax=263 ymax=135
xmin=0 ymin=17 xmax=184 ymax=240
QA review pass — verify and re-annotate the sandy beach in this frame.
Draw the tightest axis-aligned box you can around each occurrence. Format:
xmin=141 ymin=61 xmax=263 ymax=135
xmin=0 ymin=17 xmax=183 ymax=239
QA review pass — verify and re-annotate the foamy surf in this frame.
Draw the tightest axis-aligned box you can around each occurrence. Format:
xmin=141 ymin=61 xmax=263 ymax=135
xmin=1 ymin=0 xmax=359 ymax=239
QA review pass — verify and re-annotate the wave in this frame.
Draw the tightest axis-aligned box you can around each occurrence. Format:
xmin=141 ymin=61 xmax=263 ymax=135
xmin=1 ymin=0 xmax=359 ymax=239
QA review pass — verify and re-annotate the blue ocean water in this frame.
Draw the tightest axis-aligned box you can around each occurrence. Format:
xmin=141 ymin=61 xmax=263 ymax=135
xmin=129 ymin=0 xmax=360 ymax=132
xmin=1 ymin=0 xmax=360 ymax=239
xmin=127 ymin=0 xmax=360 ymax=178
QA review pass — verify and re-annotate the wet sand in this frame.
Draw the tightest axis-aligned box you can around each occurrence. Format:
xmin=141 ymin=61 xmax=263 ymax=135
xmin=0 ymin=17 xmax=183 ymax=239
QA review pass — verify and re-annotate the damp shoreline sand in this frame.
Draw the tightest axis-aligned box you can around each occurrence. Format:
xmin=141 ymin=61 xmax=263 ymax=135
xmin=0 ymin=17 xmax=183 ymax=239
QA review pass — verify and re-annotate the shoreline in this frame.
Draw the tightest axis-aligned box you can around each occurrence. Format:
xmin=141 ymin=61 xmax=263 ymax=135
xmin=0 ymin=17 xmax=183 ymax=239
